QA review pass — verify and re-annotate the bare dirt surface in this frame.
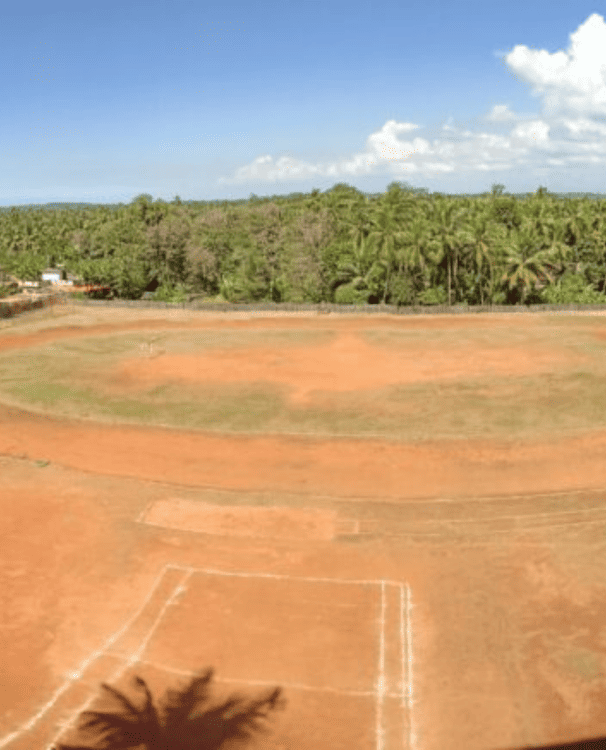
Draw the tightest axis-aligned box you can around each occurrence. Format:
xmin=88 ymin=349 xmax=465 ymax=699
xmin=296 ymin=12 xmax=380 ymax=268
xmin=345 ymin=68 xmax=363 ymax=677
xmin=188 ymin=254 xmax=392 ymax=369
xmin=3 ymin=304 xmax=606 ymax=750
xmin=111 ymin=328 xmax=587 ymax=408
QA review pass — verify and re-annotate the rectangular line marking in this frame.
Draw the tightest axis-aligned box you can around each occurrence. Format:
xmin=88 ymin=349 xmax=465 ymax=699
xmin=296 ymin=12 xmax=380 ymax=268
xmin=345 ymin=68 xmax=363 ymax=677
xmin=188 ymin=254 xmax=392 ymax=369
xmin=400 ymin=583 xmax=415 ymax=750
xmin=376 ymin=581 xmax=387 ymax=750
xmin=165 ymin=563 xmax=404 ymax=587
xmin=0 ymin=564 xmax=181 ymax=750
xmin=130 ymin=658 xmax=413 ymax=701
xmin=7 ymin=565 xmax=411 ymax=750
xmin=407 ymin=584 xmax=416 ymax=750
xmin=44 ymin=569 xmax=193 ymax=750
xmin=137 ymin=659 xmax=382 ymax=697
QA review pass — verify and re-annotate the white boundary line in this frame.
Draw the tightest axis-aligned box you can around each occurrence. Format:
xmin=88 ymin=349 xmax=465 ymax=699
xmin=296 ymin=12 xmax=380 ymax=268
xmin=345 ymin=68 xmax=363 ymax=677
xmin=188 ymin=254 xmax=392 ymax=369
xmin=0 ymin=564 xmax=184 ymax=749
xmin=44 ymin=569 xmax=193 ymax=750
xmin=400 ymin=584 xmax=408 ymax=746
xmin=135 ymin=658 xmax=404 ymax=698
xmin=3 ymin=564 xmax=410 ymax=750
xmin=423 ymin=507 xmax=606 ymax=525
xmin=400 ymin=583 xmax=416 ymax=750
xmin=166 ymin=563 xmax=405 ymax=587
xmin=376 ymin=581 xmax=387 ymax=750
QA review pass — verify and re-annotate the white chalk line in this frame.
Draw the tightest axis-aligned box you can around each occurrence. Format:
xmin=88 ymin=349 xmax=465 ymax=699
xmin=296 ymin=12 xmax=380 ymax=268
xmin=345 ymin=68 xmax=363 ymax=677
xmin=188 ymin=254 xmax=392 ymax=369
xmin=0 ymin=564 xmax=185 ymax=749
xmin=5 ymin=564 xmax=407 ymax=749
xmin=44 ymin=569 xmax=193 ymax=750
xmin=400 ymin=583 xmax=408 ymax=750
xmin=400 ymin=583 xmax=416 ymax=750
xmin=375 ymin=581 xmax=387 ymax=750
xmin=130 ymin=658 xmax=408 ymax=700
xmin=165 ymin=562 xmax=406 ymax=587
xmin=420 ymin=506 xmax=606 ymax=525
xmin=374 ymin=514 xmax=606 ymax=540
xmin=353 ymin=507 xmax=606 ymax=540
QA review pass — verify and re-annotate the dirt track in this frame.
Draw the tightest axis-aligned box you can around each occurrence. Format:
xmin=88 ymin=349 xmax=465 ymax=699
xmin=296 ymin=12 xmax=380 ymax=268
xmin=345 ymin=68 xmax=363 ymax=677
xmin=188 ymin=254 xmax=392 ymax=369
xmin=3 ymin=306 xmax=606 ymax=750
xmin=2 ymin=307 xmax=606 ymax=499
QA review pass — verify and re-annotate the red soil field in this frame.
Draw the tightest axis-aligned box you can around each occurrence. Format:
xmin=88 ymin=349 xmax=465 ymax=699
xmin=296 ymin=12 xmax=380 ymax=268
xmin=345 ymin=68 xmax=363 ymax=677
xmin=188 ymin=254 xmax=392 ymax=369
xmin=2 ymin=308 xmax=606 ymax=750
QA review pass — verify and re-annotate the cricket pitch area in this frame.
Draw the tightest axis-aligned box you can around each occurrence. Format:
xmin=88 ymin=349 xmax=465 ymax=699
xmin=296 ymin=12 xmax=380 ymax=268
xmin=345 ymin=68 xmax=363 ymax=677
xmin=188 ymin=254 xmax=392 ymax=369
xmin=3 ymin=304 xmax=606 ymax=749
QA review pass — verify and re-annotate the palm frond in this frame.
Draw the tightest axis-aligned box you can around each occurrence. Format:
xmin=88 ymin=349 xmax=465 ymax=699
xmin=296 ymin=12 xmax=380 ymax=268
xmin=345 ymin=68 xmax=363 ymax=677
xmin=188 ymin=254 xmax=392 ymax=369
xmin=65 ymin=710 xmax=148 ymax=749
xmin=53 ymin=669 xmax=285 ymax=750
xmin=131 ymin=676 xmax=163 ymax=735
xmin=54 ymin=678 xmax=161 ymax=750
xmin=160 ymin=668 xmax=215 ymax=728
xmin=182 ymin=686 xmax=286 ymax=749
xmin=99 ymin=681 xmax=147 ymax=719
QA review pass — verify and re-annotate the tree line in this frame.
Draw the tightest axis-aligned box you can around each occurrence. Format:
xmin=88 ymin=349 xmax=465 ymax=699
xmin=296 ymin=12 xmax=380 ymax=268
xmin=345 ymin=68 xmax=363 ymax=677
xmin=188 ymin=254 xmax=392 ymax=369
xmin=2 ymin=182 xmax=606 ymax=307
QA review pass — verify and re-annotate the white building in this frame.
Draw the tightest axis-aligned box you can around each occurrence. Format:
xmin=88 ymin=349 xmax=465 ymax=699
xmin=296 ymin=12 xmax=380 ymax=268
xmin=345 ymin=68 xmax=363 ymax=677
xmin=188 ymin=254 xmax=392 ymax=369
xmin=41 ymin=267 xmax=67 ymax=283
xmin=40 ymin=268 xmax=85 ymax=286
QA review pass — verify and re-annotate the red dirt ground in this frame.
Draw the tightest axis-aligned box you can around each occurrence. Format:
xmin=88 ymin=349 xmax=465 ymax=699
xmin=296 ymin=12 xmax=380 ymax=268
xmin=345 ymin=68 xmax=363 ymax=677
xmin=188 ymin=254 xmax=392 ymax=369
xmin=3 ymin=309 xmax=606 ymax=750
xmin=110 ymin=326 xmax=585 ymax=406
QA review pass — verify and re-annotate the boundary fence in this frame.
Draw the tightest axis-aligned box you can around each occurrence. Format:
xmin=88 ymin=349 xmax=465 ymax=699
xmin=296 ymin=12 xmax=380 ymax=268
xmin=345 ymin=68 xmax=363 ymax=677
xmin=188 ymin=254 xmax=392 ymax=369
xmin=5 ymin=292 xmax=606 ymax=318
xmin=0 ymin=291 xmax=68 ymax=319
xmin=63 ymin=298 xmax=606 ymax=315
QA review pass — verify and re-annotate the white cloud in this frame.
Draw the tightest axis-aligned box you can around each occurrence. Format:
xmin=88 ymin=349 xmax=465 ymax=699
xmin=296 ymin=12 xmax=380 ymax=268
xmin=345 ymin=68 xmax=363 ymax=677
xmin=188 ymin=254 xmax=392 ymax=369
xmin=218 ymin=14 xmax=606 ymax=187
xmin=505 ymin=13 xmax=606 ymax=116
xmin=510 ymin=120 xmax=551 ymax=145
xmin=561 ymin=117 xmax=606 ymax=137
xmin=485 ymin=105 xmax=516 ymax=122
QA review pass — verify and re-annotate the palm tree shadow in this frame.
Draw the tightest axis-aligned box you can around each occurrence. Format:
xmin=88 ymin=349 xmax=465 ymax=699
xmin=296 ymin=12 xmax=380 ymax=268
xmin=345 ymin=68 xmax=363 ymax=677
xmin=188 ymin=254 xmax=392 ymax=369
xmin=52 ymin=667 xmax=286 ymax=750
xmin=52 ymin=664 xmax=606 ymax=750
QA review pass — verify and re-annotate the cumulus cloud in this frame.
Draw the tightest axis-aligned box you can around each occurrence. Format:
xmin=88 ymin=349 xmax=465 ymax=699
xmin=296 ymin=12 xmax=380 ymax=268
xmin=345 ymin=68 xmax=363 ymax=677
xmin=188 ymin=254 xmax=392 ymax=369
xmin=505 ymin=13 xmax=606 ymax=116
xmin=218 ymin=14 xmax=606 ymax=187
xmin=485 ymin=105 xmax=517 ymax=123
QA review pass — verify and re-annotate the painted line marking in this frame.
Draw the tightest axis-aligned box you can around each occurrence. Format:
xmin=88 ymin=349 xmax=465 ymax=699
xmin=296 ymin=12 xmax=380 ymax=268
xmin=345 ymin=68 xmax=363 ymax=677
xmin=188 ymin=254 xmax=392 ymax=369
xmin=136 ymin=658 xmax=408 ymax=699
xmin=376 ymin=581 xmax=387 ymax=750
xmin=400 ymin=583 xmax=416 ymax=750
xmin=45 ymin=569 xmax=193 ymax=750
xmin=3 ymin=565 xmax=410 ymax=750
xmin=165 ymin=563 xmax=406 ymax=587
xmin=0 ymin=565 xmax=185 ymax=749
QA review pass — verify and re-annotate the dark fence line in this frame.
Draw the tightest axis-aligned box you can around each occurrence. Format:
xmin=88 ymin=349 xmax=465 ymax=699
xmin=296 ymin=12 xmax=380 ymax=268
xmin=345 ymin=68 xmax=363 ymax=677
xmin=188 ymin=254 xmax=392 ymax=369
xmin=5 ymin=292 xmax=606 ymax=317
xmin=64 ymin=298 xmax=606 ymax=315
xmin=0 ymin=291 xmax=68 ymax=319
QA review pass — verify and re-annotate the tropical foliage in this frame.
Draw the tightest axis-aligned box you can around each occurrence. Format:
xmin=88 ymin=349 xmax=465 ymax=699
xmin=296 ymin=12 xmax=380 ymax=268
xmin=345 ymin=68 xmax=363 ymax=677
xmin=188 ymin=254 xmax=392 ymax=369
xmin=3 ymin=184 xmax=606 ymax=307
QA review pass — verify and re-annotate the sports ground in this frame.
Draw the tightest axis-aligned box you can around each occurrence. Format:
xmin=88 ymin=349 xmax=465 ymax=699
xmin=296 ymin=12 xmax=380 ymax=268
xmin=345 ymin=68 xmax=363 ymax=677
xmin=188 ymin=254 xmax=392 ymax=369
xmin=2 ymin=304 xmax=606 ymax=749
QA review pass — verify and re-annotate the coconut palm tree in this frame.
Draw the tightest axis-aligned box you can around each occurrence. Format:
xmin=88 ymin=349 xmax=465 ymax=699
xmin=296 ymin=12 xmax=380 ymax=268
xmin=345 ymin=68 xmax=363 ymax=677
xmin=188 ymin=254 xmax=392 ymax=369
xmin=462 ymin=212 xmax=508 ymax=305
xmin=398 ymin=214 xmax=434 ymax=302
xmin=498 ymin=218 xmax=559 ymax=304
xmin=429 ymin=200 xmax=474 ymax=305
xmin=325 ymin=183 xmax=365 ymax=227
xmin=586 ymin=210 xmax=606 ymax=293
xmin=53 ymin=668 xmax=285 ymax=750
xmin=366 ymin=206 xmax=408 ymax=303
xmin=537 ymin=215 xmax=573 ymax=286
xmin=334 ymin=229 xmax=379 ymax=300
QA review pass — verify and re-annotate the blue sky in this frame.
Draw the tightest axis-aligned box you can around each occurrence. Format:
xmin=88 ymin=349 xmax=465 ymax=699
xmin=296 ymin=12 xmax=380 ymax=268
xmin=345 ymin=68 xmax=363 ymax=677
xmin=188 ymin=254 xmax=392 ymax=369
xmin=2 ymin=1 xmax=606 ymax=207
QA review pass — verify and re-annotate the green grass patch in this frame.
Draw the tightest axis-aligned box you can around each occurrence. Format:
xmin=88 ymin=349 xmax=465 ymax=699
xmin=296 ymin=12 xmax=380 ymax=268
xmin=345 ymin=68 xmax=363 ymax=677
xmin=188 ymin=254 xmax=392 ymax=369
xmin=3 ymin=322 xmax=606 ymax=439
xmin=5 ymin=363 xmax=606 ymax=440
xmin=15 ymin=381 xmax=77 ymax=406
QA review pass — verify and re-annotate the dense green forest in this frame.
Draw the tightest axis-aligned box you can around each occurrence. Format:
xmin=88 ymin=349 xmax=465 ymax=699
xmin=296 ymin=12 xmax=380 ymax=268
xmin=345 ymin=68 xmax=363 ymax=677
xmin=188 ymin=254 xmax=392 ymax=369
xmin=2 ymin=181 xmax=606 ymax=307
